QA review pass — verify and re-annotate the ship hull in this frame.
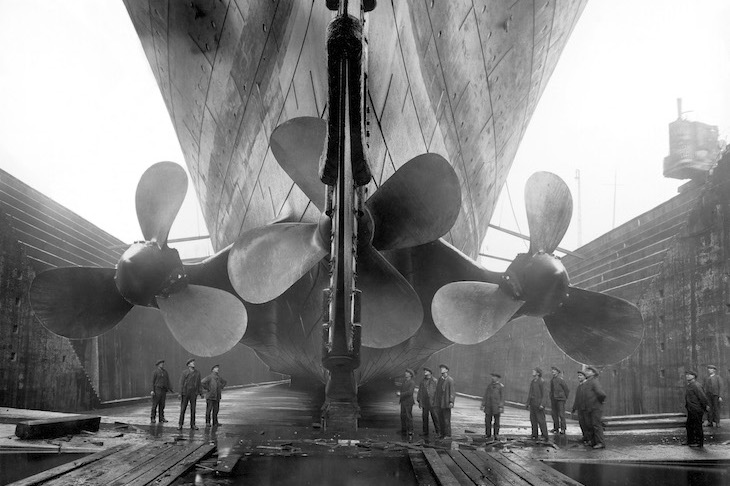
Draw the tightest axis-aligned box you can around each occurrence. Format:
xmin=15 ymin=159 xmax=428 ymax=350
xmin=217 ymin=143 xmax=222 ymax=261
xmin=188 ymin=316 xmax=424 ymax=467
xmin=123 ymin=0 xmax=586 ymax=383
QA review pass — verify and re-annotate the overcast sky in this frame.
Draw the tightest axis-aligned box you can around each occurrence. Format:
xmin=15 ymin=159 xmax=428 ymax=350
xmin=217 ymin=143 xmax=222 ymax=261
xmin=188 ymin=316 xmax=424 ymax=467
xmin=1 ymin=0 xmax=729 ymax=268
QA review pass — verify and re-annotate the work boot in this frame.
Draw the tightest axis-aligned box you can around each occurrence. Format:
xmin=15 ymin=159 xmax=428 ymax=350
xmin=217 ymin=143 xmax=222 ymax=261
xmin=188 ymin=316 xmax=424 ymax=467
xmin=150 ymin=419 xmax=156 ymax=424
xmin=160 ymin=418 xmax=168 ymax=423
xmin=191 ymin=425 xmax=199 ymax=430
xmin=593 ymin=443 xmax=605 ymax=449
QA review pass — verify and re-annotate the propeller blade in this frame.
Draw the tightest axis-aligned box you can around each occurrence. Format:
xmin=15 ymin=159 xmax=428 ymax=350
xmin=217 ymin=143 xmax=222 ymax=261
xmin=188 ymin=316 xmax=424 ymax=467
xmin=270 ymin=117 xmax=327 ymax=211
xmin=525 ymin=171 xmax=572 ymax=254
xmin=227 ymin=217 xmax=331 ymax=304
xmin=431 ymin=281 xmax=524 ymax=344
xmin=157 ymin=284 xmax=247 ymax=357
xmin=358 ymin=245 xmax=423 ymax=348
xmin=136 ymin=162 xmax=188 ymax=245
xmin=367 ymin=154 xmax=461 ymax=250
xmin=29 ymin=267 xmax=132 ymax=339
xmin=543 ymin=287 xmax=644 ymax=365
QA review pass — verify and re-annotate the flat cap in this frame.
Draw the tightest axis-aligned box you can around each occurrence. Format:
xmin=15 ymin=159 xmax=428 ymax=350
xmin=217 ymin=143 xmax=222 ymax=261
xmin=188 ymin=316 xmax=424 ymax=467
xmin=211 ymin=364 xmax=220 ymax=371
xmin=423 ymin=367 xmax=432 ymax=373
xmin=186 ymin=358 xmax=196 ymax=366
xmin=405 ymin=368 xmax=415 ymax=377
xmin=551 ymin=366 xmax=561 ymax=373
xmin=439 ymin=364 xmax=449 ymax=371
xmin=577 ymin=370 xmax=586 ymax=377
xmin=686 ymin=370 xmax=698 ymax=377
xmin=585 ymin=366 xmax=599 ymax=376
xmin=491 ymin=372 xmax=501 ymax=378
xmin=707 ymin=365 xmax=717 ymax=370
xmin=533 ymin=367 xmax=543 ymax=376
xmin=155 ymin=359 xmax=165 ymax=366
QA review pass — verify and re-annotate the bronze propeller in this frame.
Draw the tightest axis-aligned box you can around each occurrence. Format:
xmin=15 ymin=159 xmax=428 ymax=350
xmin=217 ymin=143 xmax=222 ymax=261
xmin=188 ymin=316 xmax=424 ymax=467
xmin=227 ymin=116 xmax=461 ymax=348
xmin=431 ymin=172 xmax=644 ymax=365
xmin=29 ymin=162 xmax=248 ymax=357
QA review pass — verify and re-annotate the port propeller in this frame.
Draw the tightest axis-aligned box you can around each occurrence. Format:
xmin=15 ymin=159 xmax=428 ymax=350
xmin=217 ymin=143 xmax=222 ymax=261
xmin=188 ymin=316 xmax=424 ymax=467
xmin=227 ymin=116 xmax=460 ymax=348
xmin=432 ymin=172 xmax=644 ymax=365
xmin=29 ymin=162 xmax=247 ymax=357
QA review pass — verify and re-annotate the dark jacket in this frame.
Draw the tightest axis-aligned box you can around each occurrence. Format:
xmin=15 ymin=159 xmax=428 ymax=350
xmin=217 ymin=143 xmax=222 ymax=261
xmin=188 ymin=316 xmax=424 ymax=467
xmin=201 ymin=372 xmax=227 ymax=401
xmin=179 ymin=368 xmax=202 ymax=396
xmin=686 ymin=380 xmax=709 ymax=414
xmin=152 ymin=368 xmax=172 ymax=392
xmin=550 ymin=375 xmax=570 ymax=401
xmin=434 ymin=375 xmax=456 ymax=408
xmin=400 ymin=378 xmax=415 ymax=405
xmin=572 ymin=382 xmax=587 ymax=412
xmin=584 ymin=376 xmax=606 ymax=411
xmin=704 ymin=374 xmax=723 ymax=397
xmin=481 ymin=381 xmax=505 ymax=415
xmin=417 ymin=376 xmax=438 ymax=408
xmin=527 ymin=377 xmax=548 ymax=408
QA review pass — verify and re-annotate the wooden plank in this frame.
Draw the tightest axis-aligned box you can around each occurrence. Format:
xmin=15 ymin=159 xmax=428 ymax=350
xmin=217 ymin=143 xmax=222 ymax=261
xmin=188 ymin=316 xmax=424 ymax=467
xmin=496 ymin=454 xmax=584 ymax=486
xmin=408 ymin=450 xmax=439 ymax=486
xmin=448 ymin=451 xmax=490 ymax=486
xmin=6 ymin=444 xmax=129 ymax=486
xmin=109 ymin=445 xmax=185 ymax=486
xmin=15 ymin=415 xmax=101 ymax=440
xmin=488 ymin=453 xmax=552 ymax=486
xmin=460 ymin=450 xmax=521 ymax=486
xmin=215 ymin=453 xmax=244 ymax=475
xmin=47 ymin=443 xmax=167 ymax=485
xmin=149 ymin=443 xmax=216 ymax=486
xmin=439 ymin=450 xmax=478 ymax=485
xmin=422 ymin=448 xmax=463 ymax=486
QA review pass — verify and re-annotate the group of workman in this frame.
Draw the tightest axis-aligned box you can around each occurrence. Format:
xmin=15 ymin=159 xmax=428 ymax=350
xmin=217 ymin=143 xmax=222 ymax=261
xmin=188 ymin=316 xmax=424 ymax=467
xmin=149 ymin=358 xmax=227 ymax=430
xmin=399 ymin=364 xmax=724 ymax=449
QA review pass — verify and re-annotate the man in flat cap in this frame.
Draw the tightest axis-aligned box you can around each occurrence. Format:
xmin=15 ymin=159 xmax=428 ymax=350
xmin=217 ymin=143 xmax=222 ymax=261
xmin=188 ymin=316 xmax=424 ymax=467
xmin=704 ymin=365 xmax=723 ymax=427
xmin=481 ymin=373 xmax=505 ymax=440
xmin=178 ymin=358 xmax=202 ymax=430
xmin=417 ymin=367 xmax=439 ymax=437
xmin=526 ymin=367 xmax=549 ymax=440
xmin=571 ymin=370 xmax=590 ymax=445
xmin=434 ymin=364 xmax=455 ymax=439
xmin=550 ymin=366 xmax=570 ymax=434
xmin=584 ymin=366 xmax=607 ymax=449
xmin=685 ymin=370 xmax=709 ymax=447
xmin=398 ymin=368 xmax=416 ymax=440
xmin=150 ymin=359 xmax=172 ymax=424
xmin=201 ymin=364 xmax=227 ymax=427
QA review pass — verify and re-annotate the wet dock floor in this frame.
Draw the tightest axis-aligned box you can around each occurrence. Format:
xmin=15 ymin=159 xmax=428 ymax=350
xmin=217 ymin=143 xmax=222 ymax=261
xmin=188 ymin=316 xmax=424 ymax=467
xmin=2 ymin=382 xmax=730 ymax=485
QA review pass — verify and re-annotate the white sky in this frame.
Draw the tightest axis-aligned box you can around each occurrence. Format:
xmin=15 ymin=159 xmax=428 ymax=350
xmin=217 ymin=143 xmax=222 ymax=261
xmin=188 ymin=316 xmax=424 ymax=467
xmin=1 ymin=0 xmax=729 ymax=267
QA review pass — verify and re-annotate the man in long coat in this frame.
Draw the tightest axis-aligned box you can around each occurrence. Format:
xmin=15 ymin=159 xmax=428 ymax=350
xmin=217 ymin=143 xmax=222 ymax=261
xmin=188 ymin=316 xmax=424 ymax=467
xmin=526 ymin=367 xmax=549 ymax=440
xmin=481 ymin=372 xmax=505 ymax=439
xmin=398 ymin=368 xmax=416 ymax=439
xmin=584 ymin=366 xmax=607 ymax=449
xmin=571 ymin=370 xmax=590 ymax=444
xmin=201 ymin=364 xmax=227 ymax=426
xmin=686 ymin=370 xmax=709 ymax=447
xmin=178 ymin=358 xmax=202 ymax=430
xmin=550 ymin=366 xmax=570 ymax=434
xmin=704 ymin=365 xmax=723 ymax=427
xmin=417 ymin=367 xmax=439 ymax=437
xmin=150 ymin=359 xmax=172 ymax=423
xmin=434 ymin=364 xmax=455 ymax=439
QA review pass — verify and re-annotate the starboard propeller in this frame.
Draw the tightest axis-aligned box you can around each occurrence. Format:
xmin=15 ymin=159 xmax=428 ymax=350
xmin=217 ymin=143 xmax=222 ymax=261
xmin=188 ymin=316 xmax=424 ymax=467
xmin=432 ymin=171 xmax=644 ymax=364
xmin=29 ymin=162 xmax=247 ymax=357
xmin=227 ymin=116 xmax=460 ymax=348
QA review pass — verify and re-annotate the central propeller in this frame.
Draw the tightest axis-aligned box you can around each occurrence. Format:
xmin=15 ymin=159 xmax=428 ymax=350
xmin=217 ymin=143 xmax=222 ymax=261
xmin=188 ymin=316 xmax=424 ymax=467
xmin=29 ymin=162 xmax=247 ymax=357
xmin=227 ymin=117 xmax=461 ymax=348
xmin=432 ymin=172 xmax=644 ymax=365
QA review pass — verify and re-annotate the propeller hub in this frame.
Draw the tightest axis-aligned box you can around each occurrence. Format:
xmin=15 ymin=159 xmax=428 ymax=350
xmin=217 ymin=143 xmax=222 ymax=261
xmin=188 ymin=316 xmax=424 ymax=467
xmin=500 ymin=253 xmax=569 ymax=317
xmin=115 ymin=242 xmax=186 ymax=306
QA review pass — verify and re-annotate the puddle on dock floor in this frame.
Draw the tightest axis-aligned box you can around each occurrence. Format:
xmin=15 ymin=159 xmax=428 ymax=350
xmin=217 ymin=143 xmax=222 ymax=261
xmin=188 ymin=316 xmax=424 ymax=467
xmin=0 ymin=452 xmax=88 ymax=484
xmin=546 ymin=460 xmax=730 ymax=486
xmin=176 ymin=453 xmax=417 ymax=485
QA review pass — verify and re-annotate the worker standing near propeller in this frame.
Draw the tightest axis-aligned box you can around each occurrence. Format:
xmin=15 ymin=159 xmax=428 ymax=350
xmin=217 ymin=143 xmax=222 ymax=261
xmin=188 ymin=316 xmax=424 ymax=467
xmin=398 ymin=368 xmax=416 ymax=441
xmin=584 ymin=366 xmax=607 ymax=449
xmin=526 ymin=367 xmax=549 ymax=441
xmin=435 ymin=364 xmax=455 ymax=439
xmin=150 ymin=359 xmax=172 ymax=424
xmin=480 ymin=372 xmax=505 ymax=440
xmin=549 ymin=366 xmax=570 ymax=434
xmin=178 ymin=359 xmax=202 ymax=430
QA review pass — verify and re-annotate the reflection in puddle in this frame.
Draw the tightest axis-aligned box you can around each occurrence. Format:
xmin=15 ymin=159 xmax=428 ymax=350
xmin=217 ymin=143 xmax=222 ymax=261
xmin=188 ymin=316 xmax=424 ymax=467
xmin=547 ymin=461 xmax=730 ymax=486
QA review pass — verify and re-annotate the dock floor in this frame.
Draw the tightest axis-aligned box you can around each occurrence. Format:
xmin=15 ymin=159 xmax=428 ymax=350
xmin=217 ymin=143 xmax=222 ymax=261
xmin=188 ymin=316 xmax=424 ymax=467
xmin=2 ymin=382 xmax=729 ymax=485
